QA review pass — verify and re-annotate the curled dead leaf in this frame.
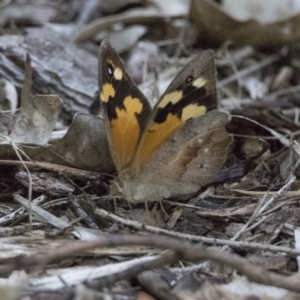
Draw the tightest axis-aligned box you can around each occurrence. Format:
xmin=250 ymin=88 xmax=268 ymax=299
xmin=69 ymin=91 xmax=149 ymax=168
xmin=0 ymin=113 xmax=114 ymax=173
xmin=189 ymin=0 xmax=300 ymax=49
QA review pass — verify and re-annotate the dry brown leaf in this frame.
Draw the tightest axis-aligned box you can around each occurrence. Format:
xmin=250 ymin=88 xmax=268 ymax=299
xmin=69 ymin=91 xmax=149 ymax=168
xmin=45 ymin=113 xmax=114 ymax=172
xmin=0 ymin=113 xmax=114 ymax=172
xmin=189 ymin=0 xmax=300 ymax=49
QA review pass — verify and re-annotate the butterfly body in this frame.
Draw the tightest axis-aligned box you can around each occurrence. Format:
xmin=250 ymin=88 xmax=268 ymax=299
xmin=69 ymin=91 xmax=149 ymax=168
xmin=99 ymin=40 xmax=231 ymax=203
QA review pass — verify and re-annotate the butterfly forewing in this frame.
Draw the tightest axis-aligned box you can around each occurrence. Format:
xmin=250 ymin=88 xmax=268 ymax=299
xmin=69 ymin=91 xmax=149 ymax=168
xmin=98 ymin=40 xmax=151 ymax=172
xmin=132 ymin=50 xmax=218 ymax=172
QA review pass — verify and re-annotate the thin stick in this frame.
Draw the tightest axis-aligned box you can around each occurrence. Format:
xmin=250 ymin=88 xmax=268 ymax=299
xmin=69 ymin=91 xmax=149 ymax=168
xmin=94 ymin=208 xmax=300 ymax=257
xmin=219 ymin=54 xmax=279 ymax=87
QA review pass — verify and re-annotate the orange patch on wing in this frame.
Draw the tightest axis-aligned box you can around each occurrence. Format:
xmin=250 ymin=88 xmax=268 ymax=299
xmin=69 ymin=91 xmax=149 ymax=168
xmin=133 ymin=113 xmax=183 ymax=170
xmin=100 ymin=83 xmax=115 ymax=102
xmin=110 ymin=96 xmax=143 ymax=170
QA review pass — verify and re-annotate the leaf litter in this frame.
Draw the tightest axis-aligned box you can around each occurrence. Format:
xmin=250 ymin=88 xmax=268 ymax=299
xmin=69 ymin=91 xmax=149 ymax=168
xmin=1 ymin=0 xmax=300 ymax=299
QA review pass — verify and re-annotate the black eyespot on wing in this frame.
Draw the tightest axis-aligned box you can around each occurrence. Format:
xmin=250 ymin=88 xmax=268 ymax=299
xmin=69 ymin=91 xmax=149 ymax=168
xmin=185 ymin=75 xmax=193 ymax=84
xmin=107 ymin=63 xmax=114 ymax=77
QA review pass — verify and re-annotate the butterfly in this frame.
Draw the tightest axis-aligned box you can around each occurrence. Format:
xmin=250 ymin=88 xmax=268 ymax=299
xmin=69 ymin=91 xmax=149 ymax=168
xmin=99 ymin=40 xmax=232 ymax=203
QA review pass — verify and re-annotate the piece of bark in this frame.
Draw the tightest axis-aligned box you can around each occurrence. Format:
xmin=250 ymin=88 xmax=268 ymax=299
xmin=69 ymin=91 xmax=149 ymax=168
xmin=0 ymin=28 xmax=98 ymax=121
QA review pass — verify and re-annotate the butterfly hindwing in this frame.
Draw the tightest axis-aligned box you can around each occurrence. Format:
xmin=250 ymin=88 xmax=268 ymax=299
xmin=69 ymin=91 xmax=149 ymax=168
xmin=98 ymin=40 xmax=151 ymax=172
xmin=131 ymin=51 xmax=218 ymax=172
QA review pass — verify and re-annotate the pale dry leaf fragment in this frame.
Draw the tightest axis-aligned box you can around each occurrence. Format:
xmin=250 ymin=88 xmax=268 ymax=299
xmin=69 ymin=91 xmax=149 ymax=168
xmin=73 ymin=284 xmax=97 ymax=300
xmin=178 ymin=281 xmax=244 ymax=300
xmin=0 ymin=271 xmax=28 ymax=300
xmin=180 ymin=277 xmax=298 ymax=300
xmin=223 ymin=0 xmax=300 ymax=23
xmin=0 ymin=79 xmax=17 ymax=113
xmin=9 ymin=95 xmax=62 ymax=144
xmin=241 ymin=77 xmax=268 ymax=100
xmin=150 ymin=0 xmax=190 ymax=17
xmin=105 ymin=25 xmax=147 ymax=53
xmin=294 ymin=229 xmax=300 ymax=270
xmin=222 ymin=275 xmax=289 ymax=299
xmin=0 ymin=79 xmax=17 ymax=135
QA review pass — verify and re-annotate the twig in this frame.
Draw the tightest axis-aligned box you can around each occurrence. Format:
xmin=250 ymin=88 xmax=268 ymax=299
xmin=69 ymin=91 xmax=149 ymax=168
xmin=258 ymin=175 xmax=296 ymax=215
xmin=68 ymin=192 xmax=99 ymax=230
xmin=0 ymin=194 xmax=47 ymax=226
xmin=266 ymin=84 xmax=300 ymax=101
xmin=0 ymin=159 xmax=102 ymax=180
xmin=294 ymin=229 xmax=300 ymax=270
xmin=20 ymin=53 xmax=32 ymax=107
xmin=260 ymin=198 xmax=298 ymax=217
xmin=85 ymin=251 xmax=178 ymax=290
xmin=0 ymin=136 xmax=34 ymax=228
xmin=218 ymin=54 xmax=279 ymax=87
xmin=94 ymin=208 xmax=300 ymax=256
xmin=1 ymin=235 xmax=300 ymax=292
xmin=14 ymin=194 xmax=68 ymax=229
xmin=230 ymin=192 xmax=270 ymax=241
xmin=70 ymin=0 xmax=100 ymax=38
xmin=73 ymin=10 xmax=185 ymax=42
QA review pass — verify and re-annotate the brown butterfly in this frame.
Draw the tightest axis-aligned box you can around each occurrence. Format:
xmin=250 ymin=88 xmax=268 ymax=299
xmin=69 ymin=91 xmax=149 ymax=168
xmin=99 ymin=40 xmax=231 ymax=202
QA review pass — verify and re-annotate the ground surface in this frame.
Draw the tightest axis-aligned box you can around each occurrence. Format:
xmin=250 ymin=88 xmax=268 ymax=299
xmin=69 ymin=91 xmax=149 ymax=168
xmin=1 ymin=1 xmax=300 ymax=299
